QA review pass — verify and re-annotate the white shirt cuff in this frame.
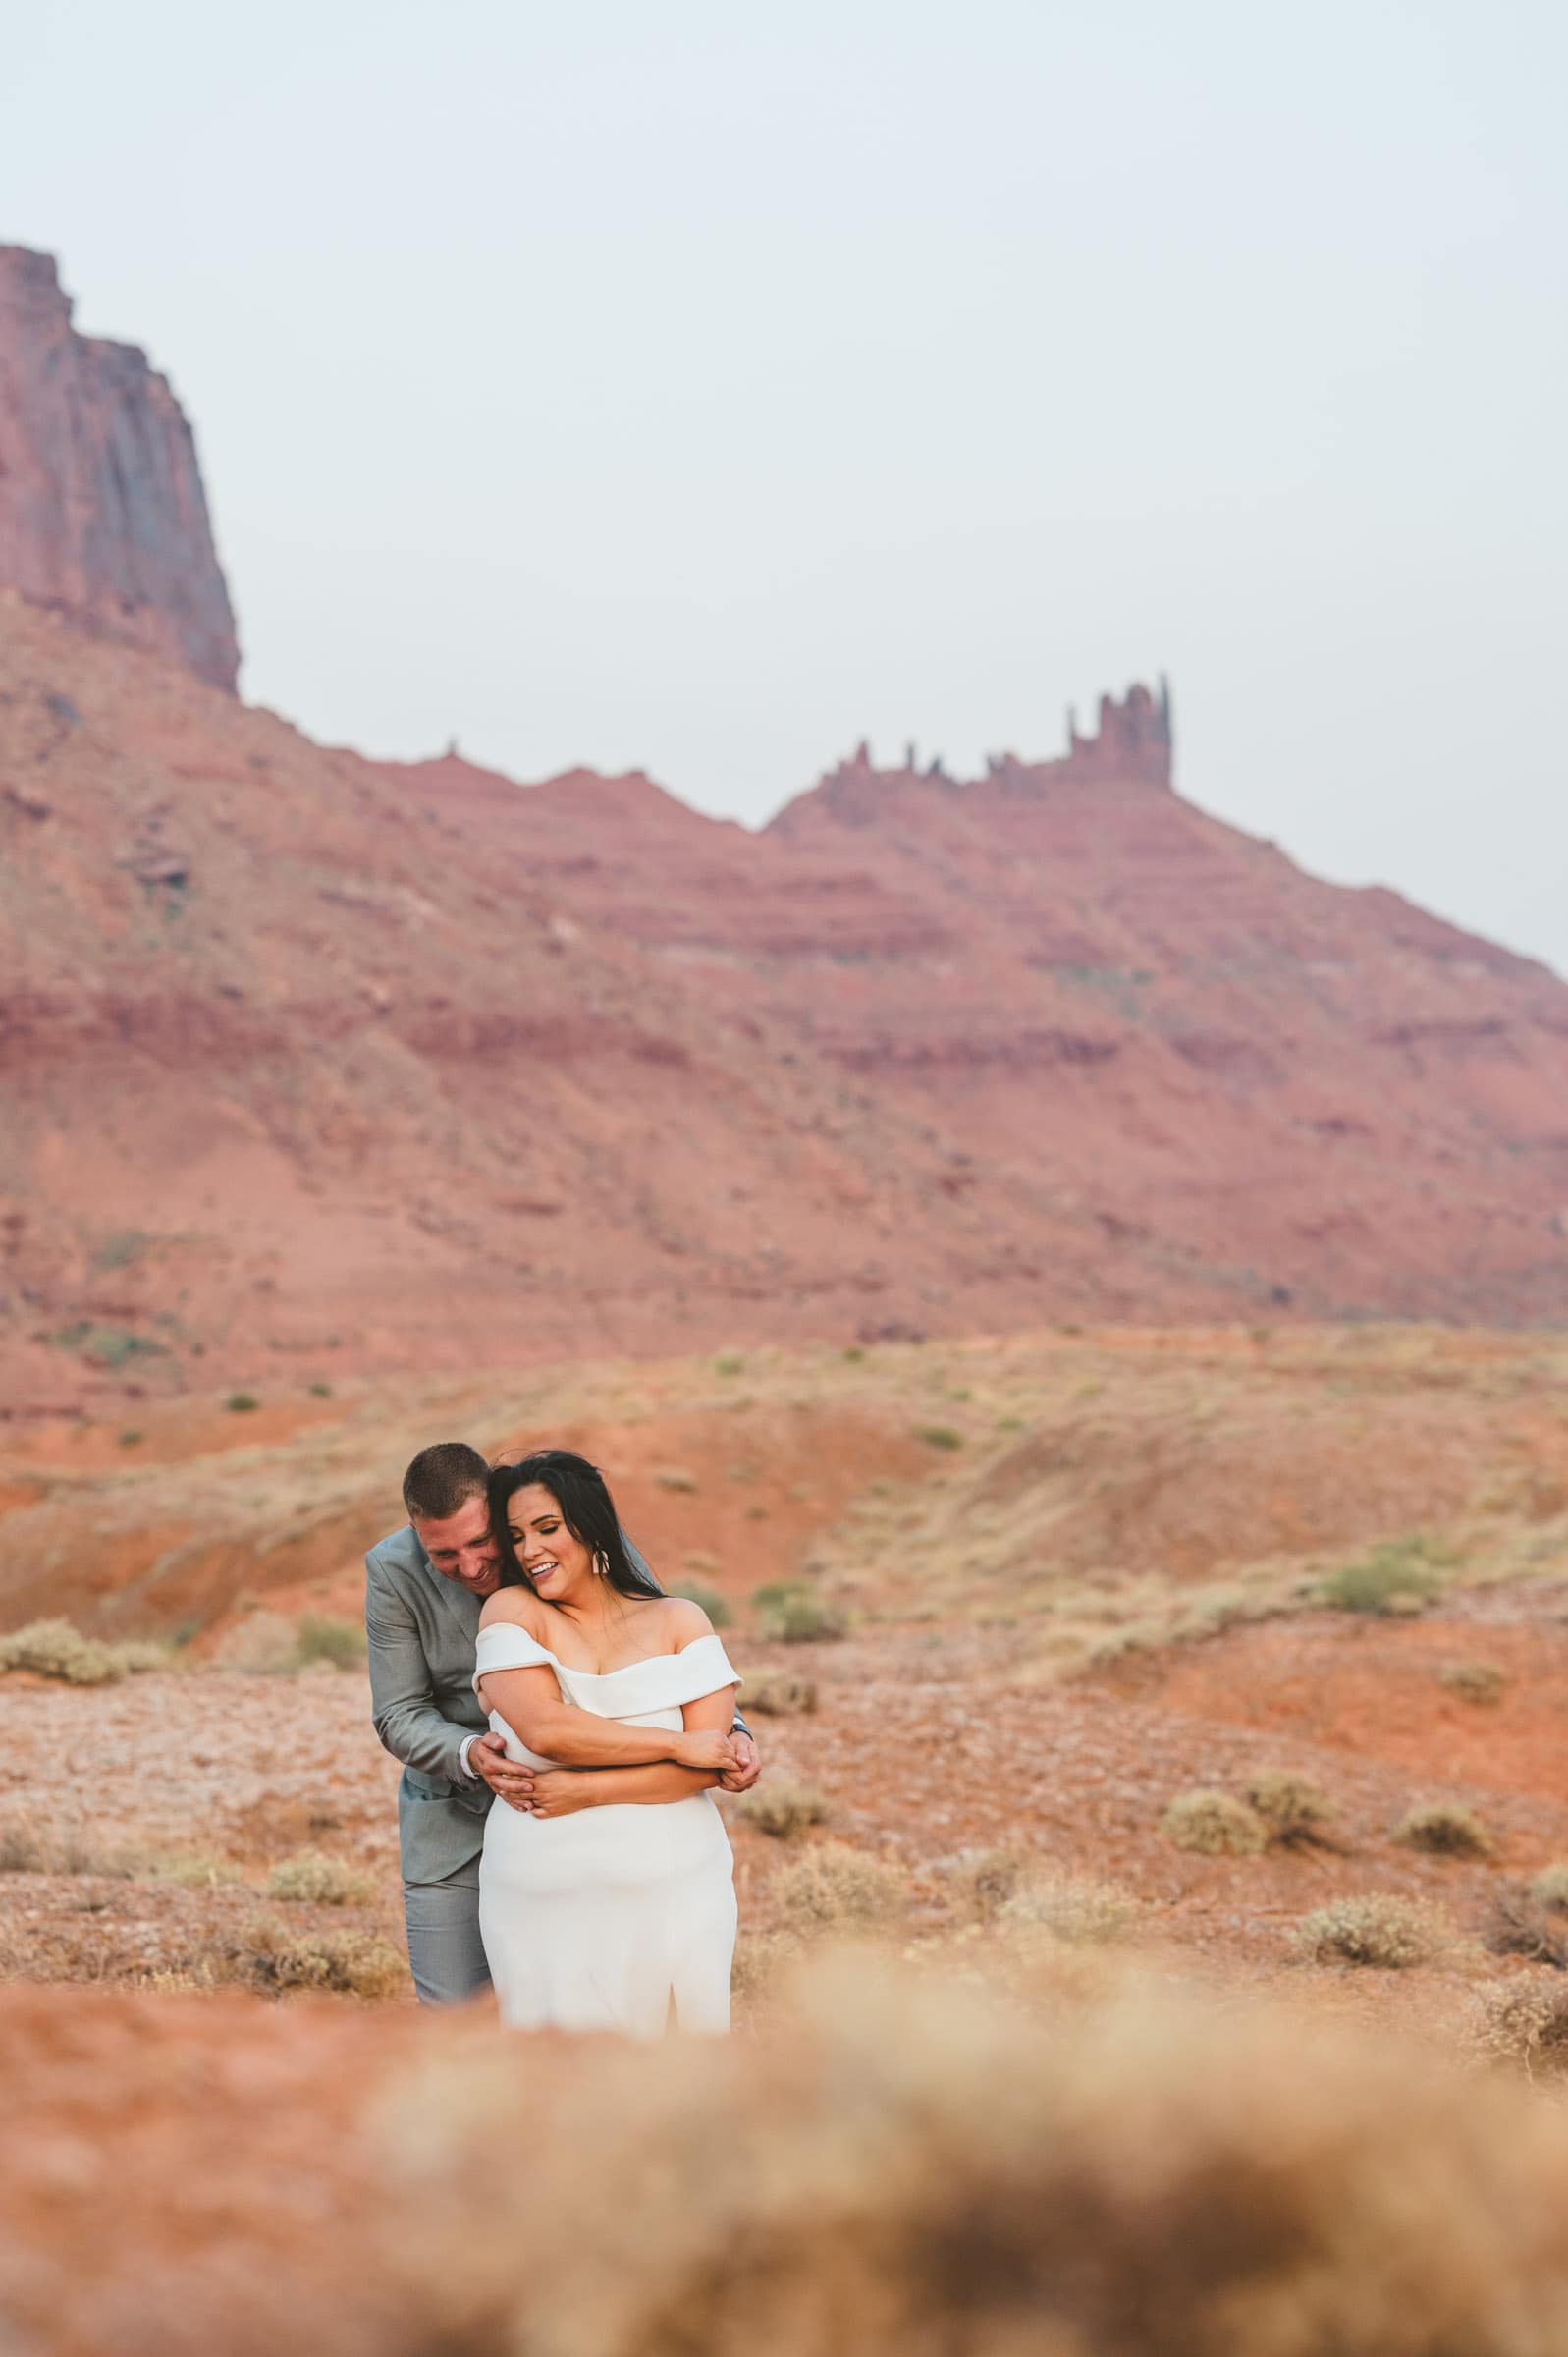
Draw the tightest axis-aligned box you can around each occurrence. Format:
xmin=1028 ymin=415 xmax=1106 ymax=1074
xmin=457 ymin=1734 xmax=480 ymax=1781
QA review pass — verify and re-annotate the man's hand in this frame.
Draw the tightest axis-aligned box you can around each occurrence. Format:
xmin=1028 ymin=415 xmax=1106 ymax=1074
xmin=468 ymin=1730 xmax=537 ymax=1815
xmin=526 ymin=1770 xmax=597 ymax=1819
xmin=719 ymin=1729 xmax=761 ymax=1793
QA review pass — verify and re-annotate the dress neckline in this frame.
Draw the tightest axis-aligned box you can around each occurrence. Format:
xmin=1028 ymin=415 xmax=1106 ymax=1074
xmin=477 ymin=1625 xmax=727 ymax=1682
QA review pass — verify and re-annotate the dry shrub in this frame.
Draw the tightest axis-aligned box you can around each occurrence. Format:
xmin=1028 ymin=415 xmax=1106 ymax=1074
xmin=1532 ymin=1863 xmax=1568 ymax=1913
xmin=267 ymin=1849 xmax=375 ymax=1905
xmin=0 ymin=1817 xmax=136 ymax=1877
xmin=735 ymin=1783 xmax=827 ymax=1840
xmin=1395 ymin=1802 xmax=1493 ymax=1859
xmin=0 ymin=1617 xmax=121 ymax=1684
xmin=1440 ymin=1660 xmax=1509 ymax=1708
xmin=1000 ymin=1871 xmax=1142 ymax=1947
xmin=295 ymin=1615 xmax=366 ymax=1670
xmin=1475 ymin=1981 xmax=1568 ymax=2078
xmin=232 ymin=1916 xmax=406 ymax=1998
xmin=1293 ymin=1893 xmax=1447 ymax=1969
xmin=1245 ymin=1770 xmax=1337 ymax=1848
xmin=379 ymin=1955 xmax=1568 ymax=2357
xmin=1161 ymin=1788 xmax=1267 ymax=1857
xmin=743 ymin=1674 xmax=817 ymax=1717
xmin=1486 ymin=1888 xmax=1568 ymax=1969
xmin=753 ymin=1583 xmax=847 ymax=1644
xmin=217 ymin=1613 xmax=302 ymax=1674
xmin=941 ymin=1845 xmax=1027 ymax=1925
xmin=770 ymin=1840 xmax=910 ymax=1937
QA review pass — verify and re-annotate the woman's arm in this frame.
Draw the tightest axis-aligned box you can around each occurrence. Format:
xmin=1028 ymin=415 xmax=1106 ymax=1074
xmin=476 ymin=1658 xmax=737 ymax=1773
xmin=524 ymin=1676 xmax=740 ymax=1817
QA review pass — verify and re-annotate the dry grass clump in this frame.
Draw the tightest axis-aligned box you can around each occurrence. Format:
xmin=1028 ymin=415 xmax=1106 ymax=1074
xmin=1394 ymin=1801 xmax=1493 ymax=1859
xmin=1485 ymin=1887 xmax=1568 ymax=1969
xmin=232 ymin=1917 xmax=406 ymax=1998
xmin=1000 ymin=1870 xmax=1142 ymax=1947
xmin=770 ymin=1840 xmax=911 ymax=1937
xmin=752 ymin=1583 xmax=847 ymax=1644
xmin=383 ymin=1955 xmax=1568 ymax=2356
xmin=0 ymin=1617 xmax=164 ymax=1685
xmin=742 ymin=1673 xmax=817 ymax=1716
xmin=1244 ymin=1770 xmax=1337 ymax=1848
xmin=735 ymin=1783 xmax=827 ymax=1840
xmin=0 ymin=1816 xmax=138 ymax=1877
xmin=267 ymin=1849 xmax=376 ymax=1905
xmin=1161 ymin=1788 xmax=1267 ymax=1856
xmin=1474 ymin=1981 xmax=1568 ymax=2078
xmin=1532 ymin=1863 xmax=1568 ymax=1912
xmin=1439 ymin=1659 xmax=1509 ymax=1707
xmin=941 ymin=1845 xmax=1028 ymax=1925
xmin=295 ymin=1615 xmax=366 ymax=1670
xmin=1293 ymin=1892 xmax=1447 ymax=1969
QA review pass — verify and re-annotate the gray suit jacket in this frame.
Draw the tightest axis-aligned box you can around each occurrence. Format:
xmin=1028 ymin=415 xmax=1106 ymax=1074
xmin=365 ymin=1525 xmax=493 ymax=1886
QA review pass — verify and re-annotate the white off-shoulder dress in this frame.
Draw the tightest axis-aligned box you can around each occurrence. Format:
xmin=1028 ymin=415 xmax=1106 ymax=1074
xmin=472 ymin=1624 xmax=740 ymax=2035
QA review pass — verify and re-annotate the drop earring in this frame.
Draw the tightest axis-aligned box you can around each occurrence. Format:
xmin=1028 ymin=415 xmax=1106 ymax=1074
xmin=593 ymin=1550 xmax=610 ymax=1578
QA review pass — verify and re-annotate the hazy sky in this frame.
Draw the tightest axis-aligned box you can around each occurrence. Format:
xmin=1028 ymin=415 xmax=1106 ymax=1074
xmin=6 ymin=1 xmax=1566 ymax=970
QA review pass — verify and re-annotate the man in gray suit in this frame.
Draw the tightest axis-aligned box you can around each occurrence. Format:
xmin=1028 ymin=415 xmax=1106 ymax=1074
xmin=366 ymin=1439 xmax=762 ymax=2004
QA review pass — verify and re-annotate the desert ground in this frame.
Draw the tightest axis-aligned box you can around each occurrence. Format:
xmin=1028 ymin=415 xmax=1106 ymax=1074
xmin=5 ymin=1321 xmax=1568 ymax=2352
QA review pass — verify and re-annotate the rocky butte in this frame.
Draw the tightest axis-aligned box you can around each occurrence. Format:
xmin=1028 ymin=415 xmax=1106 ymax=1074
xmin=0 ymin=246 xmax=238 ymax=690
xmin=2 ymin=250 xmax=1568 ymax=1411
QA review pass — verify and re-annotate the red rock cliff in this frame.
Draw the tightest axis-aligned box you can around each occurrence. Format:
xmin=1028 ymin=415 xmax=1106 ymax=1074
xmin=0 ymin=247 xmax=239 ymax=690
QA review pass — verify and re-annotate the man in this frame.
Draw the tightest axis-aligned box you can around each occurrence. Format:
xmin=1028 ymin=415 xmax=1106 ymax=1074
xmin=366 ymin=1439 xmax=762 ymax=2004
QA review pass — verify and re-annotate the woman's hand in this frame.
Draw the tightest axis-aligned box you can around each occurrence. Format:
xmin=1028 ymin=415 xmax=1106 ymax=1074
xmin=676 ymin=1727 xmax=739 ymax=1774
xmin=526 ymin=1770 xmax=598 ymax=1819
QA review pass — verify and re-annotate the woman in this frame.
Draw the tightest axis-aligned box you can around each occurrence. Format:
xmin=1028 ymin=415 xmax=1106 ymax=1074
xmin=474 ymin=1449 xmax=743 ymax=2034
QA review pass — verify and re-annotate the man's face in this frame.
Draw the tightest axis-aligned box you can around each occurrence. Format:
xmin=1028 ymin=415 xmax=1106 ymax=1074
xmin=412 ymin=1492 xmax=503 ymax=1597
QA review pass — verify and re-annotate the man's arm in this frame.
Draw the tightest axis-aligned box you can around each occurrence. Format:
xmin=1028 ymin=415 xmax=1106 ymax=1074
xmin=364 ymin=1552 xmax=474 ymax=1785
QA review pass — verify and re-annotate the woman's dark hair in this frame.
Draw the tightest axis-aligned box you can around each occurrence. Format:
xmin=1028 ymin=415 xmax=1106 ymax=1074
xmin=490 ymin=1450 xmax=662 ymax=1600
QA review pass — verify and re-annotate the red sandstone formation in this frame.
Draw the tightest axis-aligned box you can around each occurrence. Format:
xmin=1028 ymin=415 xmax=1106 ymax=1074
xmin=0 ymin=247 xmax=238 ymax=690
xmin=2 ymin=255 xmax=1568 ymax=1408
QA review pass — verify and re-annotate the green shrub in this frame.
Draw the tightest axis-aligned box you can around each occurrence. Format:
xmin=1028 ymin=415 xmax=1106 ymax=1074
xmin=669 ymin=1579 xmax=733 ymax=1628
xmin=118 ymin=1429 xmax=143 ymax=1448
xmin=1161 ymin=1789 xmax=1267 ymax=1857
xmin=307 ymin=1381 xmax=334 ymax=1398
xmin=267 ymin=1849 xmax=375 ymax=1905
xmin=225 ymin=1392 xmax=260 ymax=1413
xmin=1245 ymin=1771 xmax=1336 ymax=1848
xmin=744 ymin=1674 xmax=817 ymax=1717
xmin=1438 ymin=1661 xmax=1508 ymax=1707
xmin=737 ymin=1783 xmax=827 ymax=1840
xmin=915 ymin=1425 xmax=963 ymax=1452
xmin=754 ymin=1583 xmax=847 ymax=1645
xmin=713 ymin=1352 xmax=747 ymax=1378
xmin=1293 ymin=1894 xmax=1445 ymax=1969
xmin=771 ymin=1840 xmax=910 ymax=1937
xmin=1320 ymin=1537 xmax=1447 ymax=1616
xmin=1394 ymin=1803 xmax=1492 ymax=1859
xmin=295 ymin=1615 xmax=366 ymax=1670
xmin=656 ymin=1467 xmax=698 ymax=1493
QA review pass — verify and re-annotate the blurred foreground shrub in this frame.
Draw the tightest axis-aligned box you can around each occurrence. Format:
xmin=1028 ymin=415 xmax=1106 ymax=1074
xmin=378 ymin=1953 xmax=1568 ymax=2356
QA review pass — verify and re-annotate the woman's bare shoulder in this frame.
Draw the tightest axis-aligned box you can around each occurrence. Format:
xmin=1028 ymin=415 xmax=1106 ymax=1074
xmin=478 ymin=1586 xmax=546 ymax=1633
xmin=646 ymin=1594 xmax=716 ymax=1650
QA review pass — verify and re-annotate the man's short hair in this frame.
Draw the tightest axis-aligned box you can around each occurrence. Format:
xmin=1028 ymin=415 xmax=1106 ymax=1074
xmin=403 ymin=1441 xmax=491 ymax=1525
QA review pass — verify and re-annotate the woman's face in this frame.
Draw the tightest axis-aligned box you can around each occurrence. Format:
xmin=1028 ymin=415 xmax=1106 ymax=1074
xmin=506 ymin=1483 xmax=595 ymax=1604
